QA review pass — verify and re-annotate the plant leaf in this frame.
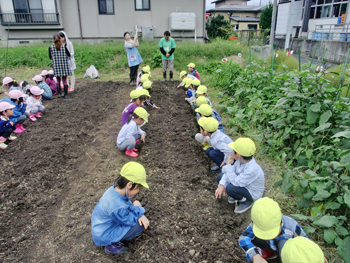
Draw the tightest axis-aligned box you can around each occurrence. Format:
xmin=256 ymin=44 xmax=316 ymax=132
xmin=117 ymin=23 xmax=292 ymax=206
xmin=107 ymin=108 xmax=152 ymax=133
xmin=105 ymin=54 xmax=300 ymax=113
xmin=310 ymin=104 xmax=321 ymax=112
xmin=324 ymin=229 xmax=338 ymax=244
xmin=313 ymin=123 xmax=331 ymax=133
xmin=306 ymin=108 xmax=319 ymax=125
xmin=340 ymin=153 xmax=350 ymax=167
xmin=304 ymin=226 xmax=316 ymax=234
xmin=344 ymin=192 xmax=350 ymax=208
xmin=290 ymin=214 xmax=311 ymax=221
xmin=336 ymin=226 xmax=349 ymax=236
xmin=319 ymin=110 xmax=332 ymax=125
xmin=332 ymin=130 xmax=350 ymax=138
xmin=313 ymin=215 xmax=338 ymax=227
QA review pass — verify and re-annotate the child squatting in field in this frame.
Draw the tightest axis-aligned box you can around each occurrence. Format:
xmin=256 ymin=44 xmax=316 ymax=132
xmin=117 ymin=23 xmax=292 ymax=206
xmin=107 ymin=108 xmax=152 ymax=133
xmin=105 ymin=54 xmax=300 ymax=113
xmin=0 ymin=102 xmax=17 ymax=150
xmin=116 ymin=107 xmax=148 ymax=157
xmin=25 ymin=86 xmax=45 ymax=122
xmin=215 ymin=138 xmax=264 ymax=214
xmin=91 ymin=162 xmax=149 ymax=255
xmin=121 ymin=90 xmax=147 ymax=126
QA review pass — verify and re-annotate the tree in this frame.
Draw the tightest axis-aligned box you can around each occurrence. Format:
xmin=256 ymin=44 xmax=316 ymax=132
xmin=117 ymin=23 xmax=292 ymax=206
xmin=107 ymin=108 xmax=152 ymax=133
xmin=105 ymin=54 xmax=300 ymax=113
xmin=206 ymin=14 xmax=231 ymax=40
xmin=259 ymin=3 xmax=273 ymax=29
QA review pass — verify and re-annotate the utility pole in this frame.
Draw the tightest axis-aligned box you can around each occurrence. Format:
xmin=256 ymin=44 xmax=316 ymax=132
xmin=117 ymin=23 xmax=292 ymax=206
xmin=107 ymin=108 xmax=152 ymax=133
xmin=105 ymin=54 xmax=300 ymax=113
xmin=284 ymin=0 xmax=295 ymax=51
xmin=270 ymin=0 xmax=278 ymax=54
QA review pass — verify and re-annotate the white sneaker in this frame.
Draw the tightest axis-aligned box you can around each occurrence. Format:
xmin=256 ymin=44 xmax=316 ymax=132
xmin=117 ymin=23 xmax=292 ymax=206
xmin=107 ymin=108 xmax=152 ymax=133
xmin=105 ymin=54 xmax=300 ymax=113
xmin=8 ymin=135 xmax=17 ymax=141
xmin=0 ymin=142 xmax=8 ymax=149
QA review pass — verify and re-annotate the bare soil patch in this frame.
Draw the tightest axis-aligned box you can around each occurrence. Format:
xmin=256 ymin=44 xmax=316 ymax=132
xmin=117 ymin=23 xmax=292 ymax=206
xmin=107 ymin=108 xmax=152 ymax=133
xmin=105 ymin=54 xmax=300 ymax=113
xmin=0 ymin=79 xmax=276 ymax=262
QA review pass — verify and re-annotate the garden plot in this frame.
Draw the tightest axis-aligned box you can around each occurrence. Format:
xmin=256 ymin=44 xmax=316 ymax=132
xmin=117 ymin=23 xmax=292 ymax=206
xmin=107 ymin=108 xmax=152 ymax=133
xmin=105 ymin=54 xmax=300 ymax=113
xmin=0 ymin=79 xmax=274 ymax=263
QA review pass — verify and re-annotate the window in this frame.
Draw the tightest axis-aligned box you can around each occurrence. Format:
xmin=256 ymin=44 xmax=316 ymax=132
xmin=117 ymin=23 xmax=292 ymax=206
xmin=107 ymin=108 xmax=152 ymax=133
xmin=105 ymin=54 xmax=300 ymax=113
xmin=248 ymin=24 xmax=257 ymax=29
xmin=98 ymin=0 xmax=114 ymax=14
xmin=310 ymin=0 xmax=348 ymax=18
xmin=0 ymin=0 xmax=58 ymax=25
xmin=135 ymin=0 xmax=150 ymax=10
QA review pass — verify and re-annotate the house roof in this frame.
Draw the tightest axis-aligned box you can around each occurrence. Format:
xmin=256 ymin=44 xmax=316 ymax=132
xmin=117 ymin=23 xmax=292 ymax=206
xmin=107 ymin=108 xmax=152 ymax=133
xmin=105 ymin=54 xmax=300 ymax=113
xmin=206 ymin=5 xmax=264 ymax=12
xmin=229 ymin=16 xmax=260 ymax=22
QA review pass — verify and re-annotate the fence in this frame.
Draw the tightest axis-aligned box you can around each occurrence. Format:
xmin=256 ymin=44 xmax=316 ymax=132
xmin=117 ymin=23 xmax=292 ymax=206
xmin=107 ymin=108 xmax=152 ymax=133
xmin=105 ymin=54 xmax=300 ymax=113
xmin=235 ymin=29 xmax=270 ymax=45
xmin=312 ymin=23 xmax=350 ymax=42
xmin=0 ymin=13 xmax=59 ymax=25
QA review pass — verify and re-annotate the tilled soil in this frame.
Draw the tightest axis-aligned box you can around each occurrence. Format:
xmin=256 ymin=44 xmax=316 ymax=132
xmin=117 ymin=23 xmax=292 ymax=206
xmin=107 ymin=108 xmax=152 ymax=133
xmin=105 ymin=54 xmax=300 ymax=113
xmin=0 ymin=79 xmax=272 ymax=262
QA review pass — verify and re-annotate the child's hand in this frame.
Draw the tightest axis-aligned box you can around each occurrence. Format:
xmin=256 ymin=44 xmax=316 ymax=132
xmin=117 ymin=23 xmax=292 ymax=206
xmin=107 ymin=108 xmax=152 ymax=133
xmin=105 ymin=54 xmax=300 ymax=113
xmin=220 ymin=161 xmax=226 ymax=167
xmin=203 ymin=137 xmax=207 ymax=143
xmin=252 ymin=255 xmax=268 ymax=263
xmin=141 ymin=133 xmax=146 ymax=142
xmin=227 ymin=155 xmax=234 ymax=165
xmin=190 ymin=98 xmax=196 ymax=103
xmin=177 ymin=84 xmax=181 ymax=88
xmin=133 ymin=201 xmax=142 ymax=207
xmin=215 ymin=185 xmax=226 ymax=199
xmin=138 ymin=215 xmax=149 ymax=229
xmin=10 ymin=122 xmax=14 ymax=126
xmin=154 ymin=106 xmax=160 ymax=110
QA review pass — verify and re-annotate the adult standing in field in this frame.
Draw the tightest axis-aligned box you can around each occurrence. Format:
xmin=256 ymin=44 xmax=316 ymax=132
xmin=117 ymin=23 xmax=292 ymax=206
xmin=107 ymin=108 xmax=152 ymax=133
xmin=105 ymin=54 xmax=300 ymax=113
xmin=158 ymin=31 xmax=176 ymax=82
xmin=59 ymin=31 xmax=76 ymax=91
xmin=124 ymin=32 xmax=143 ymax=85
xmin=49 ymin=34 xmax=71 ymax=98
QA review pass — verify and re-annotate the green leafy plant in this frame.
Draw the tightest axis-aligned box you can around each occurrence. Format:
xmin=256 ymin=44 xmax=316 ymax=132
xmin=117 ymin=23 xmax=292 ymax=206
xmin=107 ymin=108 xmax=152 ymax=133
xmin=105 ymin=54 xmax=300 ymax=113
xmin=150 ymin=51 xmax=162 ymax=69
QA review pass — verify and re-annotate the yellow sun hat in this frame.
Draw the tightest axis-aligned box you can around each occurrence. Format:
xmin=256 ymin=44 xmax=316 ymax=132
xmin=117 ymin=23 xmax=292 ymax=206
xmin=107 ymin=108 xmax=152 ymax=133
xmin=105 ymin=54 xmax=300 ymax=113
xmin=196 ymin=85 xmax=207 ymax=94
xmin=134 ymin=107 xmax=148 ymax=123
xmin=191 ymin=79 xmax=201 ymax=86
xmin=183 ymin=78 xmax=192 ymax=88
xmin=251 ymin=197 xmax=282 ymax=240
xmin=138 ymin=88 xmax=151 ymax=98
xmin=140 ymin=74 xmax=150 ymax=83
xmin=130 ymin=90 xmax=141 ymax=99
xmin=187 ymin=62 xmax=195 ymax=68
xmin=228 ymin=138 xmax=256 ymax=157
xmin=196 ymin=96 xmax=208 ymax=107
xmin=143 ymin=80 xmax=152 ymax=89
xmin=120 ymin=161 xmax=149 ymax=189
xmin=180 ymin=71 xmax=187 ymax=78
xmin=281 ymin=237 xmax=325 ymax=263
xmin=195 ymin=104 xmax=213 ymax=117
xmin=198 ymin=117 xmax=219 ymax=133
xmin=142 ymin=66 xmax=150 ymax=73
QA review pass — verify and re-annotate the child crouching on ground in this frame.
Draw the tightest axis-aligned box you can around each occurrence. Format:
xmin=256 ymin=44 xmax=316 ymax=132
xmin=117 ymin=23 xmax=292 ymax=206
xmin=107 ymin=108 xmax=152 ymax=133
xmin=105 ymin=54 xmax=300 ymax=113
xmin=122 ymin=90 xmax=147 ymax=126
xmin=0 ymin=102 xmax=17 ymax=149
xmin=1 ymin=90 xmax=28 ymax=134
xmin=26 ymin=86 xmax=45 ymax=122
xmin=239 ymin=197 xmax=308 ymax=262
xmin=117 ymin=107 xmax=148 ymax=157
xmin=184 ymin=78 xmax=196 ymax=104
xmin=32 ymin=75 xmax=52 ymax=100
xmin=194 ymin=85 xmax=213 ymax=107
xmin=195 ymin=104 xmax=225 ymax=133
xmin=136 ymin=74 xmax=150 ymax=90
xmin=91 ymin=161 xmax=149 ymax=255
xmin=187 ymin=63 xmax=200 ymax=80
xmin=140 ymin=81 xmax=160 ymax=110
xmin=177 ymin=71 xmax=197 ymax=89
xmin=215 ymin=138 xmax=264 ymax=213
xmin=136 ymin=65 xmax=151 ymax=86
xmin=198 ymin=117 xmax=233 ymax=171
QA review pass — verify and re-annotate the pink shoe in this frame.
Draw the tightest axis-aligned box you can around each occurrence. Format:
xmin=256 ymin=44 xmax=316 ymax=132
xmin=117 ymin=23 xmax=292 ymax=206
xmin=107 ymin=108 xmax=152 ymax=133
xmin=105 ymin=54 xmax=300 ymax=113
xmin=34 ymin=112 xmax=42 ymax=118
xmin=14 ymin=124 xmax=25 ymax=134
xmin=135 ymin=139 xmax=140 ymax=144
xmin=68 ymin=87 xmax=74 ymax=91
xmin=132 ymin=148 xmax=138 ymax=152
xmin=0 ymin=136 xmax=7 ymax=143
xmin=19 ymin=124 xmax=27 ymax=132
xmin=125 ymin=149 xmax=138 ymax=157
xmin=29 ymin=113 xmax=37 ymax=122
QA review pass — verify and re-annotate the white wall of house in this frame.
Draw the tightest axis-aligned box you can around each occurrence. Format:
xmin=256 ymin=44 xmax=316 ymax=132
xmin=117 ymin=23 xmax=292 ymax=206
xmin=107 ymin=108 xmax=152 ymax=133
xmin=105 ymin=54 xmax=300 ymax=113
xmin=0 ymin=0 xmax=205 ymax=44
xmin=275 ymin=1 xmax=303 ymax=37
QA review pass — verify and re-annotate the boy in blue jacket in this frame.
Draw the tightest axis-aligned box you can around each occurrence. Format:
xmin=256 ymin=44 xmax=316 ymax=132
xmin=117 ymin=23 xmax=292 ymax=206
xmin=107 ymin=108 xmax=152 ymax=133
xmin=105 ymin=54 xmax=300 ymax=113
xmin=91 ymin=162 xmax=149 ymax=255
xmin=0 ymin=102 xmax=17 ymax=149
xmin=198 ymin=117 xmax=233 ymax=171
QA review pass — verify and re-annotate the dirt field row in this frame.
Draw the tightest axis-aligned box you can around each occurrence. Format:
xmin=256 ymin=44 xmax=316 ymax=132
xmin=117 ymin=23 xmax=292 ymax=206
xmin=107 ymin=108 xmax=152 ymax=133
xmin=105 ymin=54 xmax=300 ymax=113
xmin=0 ymin=79 xmax=276 ymax=262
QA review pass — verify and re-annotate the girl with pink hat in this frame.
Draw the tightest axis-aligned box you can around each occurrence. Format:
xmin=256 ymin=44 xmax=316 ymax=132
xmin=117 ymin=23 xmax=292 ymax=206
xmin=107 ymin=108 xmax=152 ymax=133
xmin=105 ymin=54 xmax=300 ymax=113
xmin=0 ymin=102 xmax=17 ymax=149
xmin=2 ymin=77 xmax=25 ymax=94
xmin=25 ymin=86 xmax=45 ymax=122
xmin=42 ymin=70 xmax=57 ymax=95
xmin=32 ymin=75 xmax=52 ymax=100
xmin=0 ymin=90 xmax=29 ymax=133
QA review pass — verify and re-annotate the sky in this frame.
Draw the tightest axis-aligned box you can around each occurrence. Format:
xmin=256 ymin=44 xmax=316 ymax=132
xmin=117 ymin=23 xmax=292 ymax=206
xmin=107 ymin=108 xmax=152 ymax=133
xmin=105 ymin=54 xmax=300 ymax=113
xmin=205 ymin=0 xmax=270 ymax=10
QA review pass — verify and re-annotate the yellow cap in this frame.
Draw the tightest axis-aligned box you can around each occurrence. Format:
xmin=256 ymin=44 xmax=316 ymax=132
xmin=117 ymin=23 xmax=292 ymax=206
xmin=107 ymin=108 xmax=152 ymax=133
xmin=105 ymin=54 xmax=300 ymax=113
xmin=140 ymin=74 xmax=150 ymax=83
xmin=120 ymin=161 xmax=149 ymax=189
xmin=180 ymin=71 xmax=187 ymax=78
xmin=228 ymin=138 xmax=256 ymax=157
xmin=251 ymin=197 xmax=282 ymax=240
xmin=138 ymin=88 xmax=151 ymax=98
xmin=130 ymin=90 xmax=141 ymax=99
xmin=196 ymin=85 xmax=207 ymax=94
xmin=198 ymin=117 xmax=219 ymax=133
xmin=195 ymin=104 xmax=213 ymax=117
xmin=183 ymin=78 xmax=192 ymax=88
xmin=191 ymin=79 xmax=201 ymax=86
xmin=187 ymin=62 xmax=195 ymax=68
xmin=196 ymin=96 xmax=208 ymax=107
xmin=134 ymin=107 xmax=148 ymax=123
xmin=142 ymin=66 xmax=150 ymax=73
xmin=143 ymin=80 xmax=152 ymax=89
xmin=281 ymin=237 xmax=325 ymax=263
